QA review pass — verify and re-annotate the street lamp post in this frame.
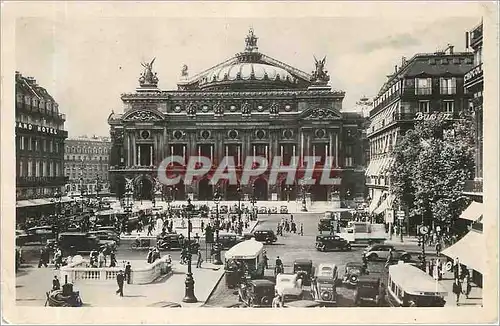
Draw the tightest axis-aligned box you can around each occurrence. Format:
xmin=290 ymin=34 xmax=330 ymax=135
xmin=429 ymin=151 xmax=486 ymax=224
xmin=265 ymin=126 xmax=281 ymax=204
xmin=236 ymin=186 xmax=242 ymax=235
xmin=79 ymin=175 xmax=85 ymax=212
xmin=300 ymin=180 xmax=308 ymax=212
xmin=285 ymin=186 xmax=292 ymax=203
xmin=54 ymin=189 xmax=62 ymax=238
xmin=95 ymin=177 xmax=102 ymax=211
xmin=139 ymin=180 xmax=143 ymax=205
xmin=366 ymin=195 xmax=372 ymax=223
xmin=250 ymin=185 xmax=257 ymax=220
xmin=212 ymin=189 xmax=223 ymax=265
xmin=182 ymin=198 xmax=198 ymax=303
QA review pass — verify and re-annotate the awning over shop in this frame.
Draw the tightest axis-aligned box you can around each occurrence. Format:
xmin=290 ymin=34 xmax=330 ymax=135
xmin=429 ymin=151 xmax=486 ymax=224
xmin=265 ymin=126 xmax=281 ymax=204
xmin=441 ymin=230 xmax=485 ymax=274
xmin=373 ymin=194 xmax=395 ymax=215
xmin=368 ymin=190 xmax=382 ymax=214
xmin=16 ymin=198 xmax=53 ymax=208
xmin=460 ymin=201 xmax=483 ymax=221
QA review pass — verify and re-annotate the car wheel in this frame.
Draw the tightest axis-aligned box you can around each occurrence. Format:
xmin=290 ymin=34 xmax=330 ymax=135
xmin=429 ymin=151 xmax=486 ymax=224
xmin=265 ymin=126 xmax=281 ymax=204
xmin=402 ymin=254 xmax=411 ymax=262
xmin=261 ymin=296 xmax=271 ymax=306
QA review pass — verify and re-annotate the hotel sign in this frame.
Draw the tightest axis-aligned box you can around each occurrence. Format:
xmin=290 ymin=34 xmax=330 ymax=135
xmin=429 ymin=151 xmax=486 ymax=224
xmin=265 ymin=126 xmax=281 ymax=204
xmin=16 ymin=122 xmax=60 ymax=135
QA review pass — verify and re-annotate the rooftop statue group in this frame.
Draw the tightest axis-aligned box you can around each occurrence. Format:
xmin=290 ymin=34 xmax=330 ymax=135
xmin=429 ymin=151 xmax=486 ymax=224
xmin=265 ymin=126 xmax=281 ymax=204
xmin=139 ymin=58 xmax=159 ymax=87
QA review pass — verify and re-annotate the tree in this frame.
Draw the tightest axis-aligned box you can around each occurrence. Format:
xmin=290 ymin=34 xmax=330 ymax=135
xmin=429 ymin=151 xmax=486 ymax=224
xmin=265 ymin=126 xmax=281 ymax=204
xmin=389 ymin=113 xmax=475 ymax=234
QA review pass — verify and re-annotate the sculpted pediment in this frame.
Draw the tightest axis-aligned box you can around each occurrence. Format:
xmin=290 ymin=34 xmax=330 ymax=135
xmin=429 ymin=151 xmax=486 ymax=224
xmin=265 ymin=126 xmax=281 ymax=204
xmin=122 ymin=108 xmax=165 ymax=122
xmin=300 ymin=107 xmax=341 ymax=120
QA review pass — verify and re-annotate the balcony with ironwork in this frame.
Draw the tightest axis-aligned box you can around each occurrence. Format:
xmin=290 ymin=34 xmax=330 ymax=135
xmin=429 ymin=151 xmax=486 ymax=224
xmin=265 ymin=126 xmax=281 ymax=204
xmin=464 ymin=63 xmax=483 ymax=89
xmin=108 ymin=165 xmax=158 ymax=173
xmin=463 ymin=178 xmax=483 ymax=197
xmin=17 ymin=176 xmax=67 ymax=187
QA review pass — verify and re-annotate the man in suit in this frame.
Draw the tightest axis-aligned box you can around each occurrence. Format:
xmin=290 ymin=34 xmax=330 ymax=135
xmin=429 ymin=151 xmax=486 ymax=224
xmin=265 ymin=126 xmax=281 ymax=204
xmin=116 ymin=270 xmax=125 ymax=297
xmin=124 ymin=262 xmax=132 ymax=284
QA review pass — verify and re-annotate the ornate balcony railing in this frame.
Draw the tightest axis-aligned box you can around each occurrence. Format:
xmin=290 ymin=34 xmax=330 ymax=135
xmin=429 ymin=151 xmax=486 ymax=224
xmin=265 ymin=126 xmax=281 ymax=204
xmin=17 ymin=176 xmax=67 ymax=186
xmin=108 ymin=165 xmax=157 ymax=172
xmin=463 ymin=178 xmax=483 ymax=195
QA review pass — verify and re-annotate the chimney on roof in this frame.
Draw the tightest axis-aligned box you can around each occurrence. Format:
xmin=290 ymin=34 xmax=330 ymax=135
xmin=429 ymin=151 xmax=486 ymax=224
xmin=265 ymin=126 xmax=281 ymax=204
xmin=401 ymin=56 xmax=407 ymax=66
xmin=394 ymin=65 xmax=398 ymax=73
xmin=447 ymin=44 xmax=454 ymax=54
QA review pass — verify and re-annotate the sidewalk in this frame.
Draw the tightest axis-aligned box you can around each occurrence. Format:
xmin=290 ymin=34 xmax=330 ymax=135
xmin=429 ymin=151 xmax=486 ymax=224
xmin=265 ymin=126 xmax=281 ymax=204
xmin=16 ymin=261 xmax=224 ymax=307
xmin=439 ymin=271 xmax=483 ymax=307
xmin=115 ymin=200 xmax=338 ymax=214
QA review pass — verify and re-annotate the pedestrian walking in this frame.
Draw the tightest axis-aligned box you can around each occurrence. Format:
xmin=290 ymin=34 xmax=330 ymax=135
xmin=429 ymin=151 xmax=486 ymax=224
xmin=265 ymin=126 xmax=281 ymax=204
xmin=435 ymin=241 xmax=442 ymax=257
xmin=52 ymin=276 xmax=61 ymax=291
xmin=453 ymin=257 xmax=461 ymax=280
xmin=109 ymin=251 xmax=117 ymax=267
xmin=124 ymin=262 xmax=132 ymax=284
xmin=116 ymin=270 xmax=125 ymax=297
xmin=147 ymin=248 xmax=153 ymax=264
xmin=98 ymin=251 xmax=105 ymax=267
xmin=384 ymin=248 xmax=394 ymax=269
xmin=452 ymin=278 xmax=461 ymax=305
xmin=272 ymin=292 xmax=282 ymax=308
xmin=300 ymin=223 xmax=303 ymax=236
xmin=196 ymin=249 xmax=203 ymax=268
xmin=38 ymin=248 xmax=49 ymax=268
xmin=263 ymin=250 xmax=269 ymax=269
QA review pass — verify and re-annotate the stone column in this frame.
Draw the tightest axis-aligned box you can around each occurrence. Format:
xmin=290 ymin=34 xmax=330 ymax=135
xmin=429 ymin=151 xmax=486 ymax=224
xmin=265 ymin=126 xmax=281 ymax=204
xmin=329 ymin=131 xmax=334 ymax=164
xmin=131 ymin=132 xmax=137 ymax=166
xmin=335 ymin=132 xmax=339 ymax=168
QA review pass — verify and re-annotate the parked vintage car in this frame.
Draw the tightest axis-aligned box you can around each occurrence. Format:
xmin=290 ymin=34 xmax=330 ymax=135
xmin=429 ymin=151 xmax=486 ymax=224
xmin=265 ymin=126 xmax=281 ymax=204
xmin=343 ymin=262 xmax=368 ymax=287
xmin=293 ymin=259 xmax=314 ymax=286
xmin=275 ymin=273 xmax=303 ymax=304
xmin=238 ymin=279 xmax=275 ymax=308
xmin=353 ymin=274 xmax=381 ymax=306
xmin=252 ymin=230 xmax=278 ymax=244
xmin=258 ymin=207 xmax=267 ymax=214
xmin=280 ymin=205 xmax=289 ymax=214
xmin=363 ymin=244 xmax=411 ymax=262
xmin=311 ymin=263 xmax=339 ymax=305
xmin=315 ymin=234 xmax=351 ymax=252
xmin=218 ymin=233 xmax=245 ymax=249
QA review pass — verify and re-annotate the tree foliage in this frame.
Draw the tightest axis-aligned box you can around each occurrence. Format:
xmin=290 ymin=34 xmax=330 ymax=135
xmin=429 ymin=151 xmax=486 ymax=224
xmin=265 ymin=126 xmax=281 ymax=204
xmin=389 ymin=114 xmax=475 ymax=230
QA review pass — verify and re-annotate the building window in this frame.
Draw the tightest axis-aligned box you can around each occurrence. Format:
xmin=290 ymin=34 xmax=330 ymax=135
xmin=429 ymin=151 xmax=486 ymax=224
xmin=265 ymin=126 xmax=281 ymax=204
xmin=418 ymin=101 xmax=430 ymax=113
xmin=440 ymin=77 xmax=457 ymax=95
xmin=19 ymin=160 xmax=24 ymax=177
xmin=345 ymin=157 xmax=354 ymax=167
xmin=19 ymin=136 xmax=25 ymax=150
xmin=442 ymin=100 xmax=455 ymax=113
xmin=50 ymin=140 xmax=53 ymax=152
xmin=55 ymin=142 xmax=59 ymax=153
xmin=415 ymin=78 xmax=432 ymax=95
xmin=43 ymin=139 xmax=47 ymax=152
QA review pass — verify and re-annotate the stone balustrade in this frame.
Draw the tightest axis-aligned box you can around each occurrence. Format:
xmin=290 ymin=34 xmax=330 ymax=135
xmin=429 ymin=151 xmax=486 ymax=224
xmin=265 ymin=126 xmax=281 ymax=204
xmin=60 ymin=257 xmax=172 ymax=285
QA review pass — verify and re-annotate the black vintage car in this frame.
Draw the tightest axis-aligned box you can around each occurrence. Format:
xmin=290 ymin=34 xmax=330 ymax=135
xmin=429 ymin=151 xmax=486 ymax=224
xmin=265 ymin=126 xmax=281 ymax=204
xmin=252 ymin=230 xmax=277 ymax=244
xmin=156 ymin=233 xmax=184 ymax=250
xmin=218 ymin=233 xmax=245 ymax=249
xmin=353 ymin=274 xmax=382 ymax=306
xmin=315 ymin=234 xmax=351 ymax=252
xmin=57 ymin=232 xmax=101 ymax=255
xmin=343 ymin=262 xmax=368 ymax=287
xmin=238 ymin=279 xmax=275 ymax=308
xmin=293 ymin=259 xmax=313 ymax=286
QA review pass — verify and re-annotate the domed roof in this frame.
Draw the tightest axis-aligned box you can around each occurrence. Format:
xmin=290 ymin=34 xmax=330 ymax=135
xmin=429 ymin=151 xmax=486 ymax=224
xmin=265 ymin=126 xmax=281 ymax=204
xmin=200 ymin=62 xmax=297 ymax=85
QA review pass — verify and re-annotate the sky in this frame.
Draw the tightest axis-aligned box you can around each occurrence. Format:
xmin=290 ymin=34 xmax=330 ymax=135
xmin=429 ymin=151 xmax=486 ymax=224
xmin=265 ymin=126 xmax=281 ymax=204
xmin=14 ymin=4 xmax=483 ymax=138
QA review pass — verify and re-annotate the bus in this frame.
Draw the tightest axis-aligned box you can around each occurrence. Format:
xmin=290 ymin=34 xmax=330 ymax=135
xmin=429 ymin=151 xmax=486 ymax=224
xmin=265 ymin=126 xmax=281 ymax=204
xmin=224 ymin=239 xmax=266 ymax=280
xmin=387 ymin=262 xmax=447 ymax=307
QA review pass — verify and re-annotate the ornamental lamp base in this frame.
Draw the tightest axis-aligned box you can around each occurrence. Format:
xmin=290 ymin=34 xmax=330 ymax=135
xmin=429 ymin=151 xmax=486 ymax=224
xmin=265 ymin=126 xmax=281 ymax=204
xmin=182 ymin=273 xmax=198 ymax=303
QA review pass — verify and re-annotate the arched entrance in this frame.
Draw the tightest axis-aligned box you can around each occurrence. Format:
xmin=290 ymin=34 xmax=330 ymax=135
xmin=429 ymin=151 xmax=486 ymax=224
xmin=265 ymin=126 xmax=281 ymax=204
xmin=253 ymin=178 xmax=268 ymax=201
xmin=311 ymin=184 xmax=328 ymax=201
xmin=137 ymin=177 xmax=153 ymax=200
xmin=280 ymin=181 xmax=297 ymax=202
xmin=198 ymin=178 xmax=213 ymax=201
xmin=175 ymin=179 xmax=185 ymax=200
xmin=226 ymin=184 xmax=239 ymax=201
